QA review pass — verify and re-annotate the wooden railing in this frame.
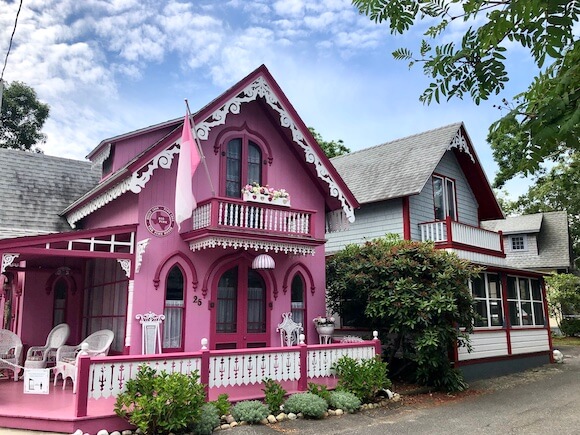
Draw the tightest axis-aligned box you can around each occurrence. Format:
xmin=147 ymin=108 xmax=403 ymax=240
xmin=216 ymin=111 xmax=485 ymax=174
xmin=192 ymin=198 xmax=314 ymax=237
xmin=74 ymin=336 xmax=381 ymax=417
xmin=419 ymin=217 xmax=503 ymax=254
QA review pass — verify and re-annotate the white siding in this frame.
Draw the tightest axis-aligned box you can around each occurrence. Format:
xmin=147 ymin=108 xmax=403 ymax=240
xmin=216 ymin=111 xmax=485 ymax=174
xmin=510 ymin=329 xmax=550 ymax=355
xmin=326 ymin=200 xmax=403 ymax=254
xmin=446 ymin=248 xmax=507 ymax=267
xmin=458 ymin=331 xmax=509 ymax=361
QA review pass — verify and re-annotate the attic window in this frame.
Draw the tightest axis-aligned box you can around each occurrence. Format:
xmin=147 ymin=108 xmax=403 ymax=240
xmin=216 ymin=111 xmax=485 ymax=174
xmin=510 ymin=235 xmax=527 ymax=251
xmin=102 ymin=144 xmax=115 ymax=176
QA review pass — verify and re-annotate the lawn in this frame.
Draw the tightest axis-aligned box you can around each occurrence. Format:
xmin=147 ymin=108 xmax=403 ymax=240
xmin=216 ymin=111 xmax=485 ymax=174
xmin=552 ymin=336 xmax=580 ymax=346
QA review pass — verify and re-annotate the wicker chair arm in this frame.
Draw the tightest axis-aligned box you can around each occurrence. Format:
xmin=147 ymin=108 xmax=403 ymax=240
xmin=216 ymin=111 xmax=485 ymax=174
xmin=56 ymin=344 xmax=80 ymax=362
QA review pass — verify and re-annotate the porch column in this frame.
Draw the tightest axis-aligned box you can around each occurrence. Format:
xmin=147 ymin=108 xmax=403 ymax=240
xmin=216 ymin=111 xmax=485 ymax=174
xmin=125 ymin=279 xmax=135 ymax=352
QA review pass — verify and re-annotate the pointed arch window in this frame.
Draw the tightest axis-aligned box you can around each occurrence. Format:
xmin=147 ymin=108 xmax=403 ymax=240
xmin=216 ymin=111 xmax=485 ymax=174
xmin=163 ymin=265 xmax=185 ymax=351
xmin=291 ymin=274 xmax=306 ymax=329
xmin=225 ymin=138 xmax=262 ymax=198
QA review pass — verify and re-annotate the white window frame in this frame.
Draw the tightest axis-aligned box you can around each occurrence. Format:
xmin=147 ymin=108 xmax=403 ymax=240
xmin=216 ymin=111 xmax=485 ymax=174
xmin=470 ymin=272 xmax=504 ymax=328
xmin=433 ymin=175 xmax=457 ymax=221
xmin=506 ymin=276 xmax=544 ymax=327
xmin=510 ymin=235 xmax=528 ymax=251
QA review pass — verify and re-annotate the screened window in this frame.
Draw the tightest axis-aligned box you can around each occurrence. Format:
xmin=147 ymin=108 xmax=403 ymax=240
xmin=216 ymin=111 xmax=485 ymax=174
xmin=291 ymin=274 xmax=306 ymax=327
xmin=53 ymin=278 xmax=67 ymax=327
xmin=433 ymin=175 xmax=457 ymax=221
xmin=507 ymin=276 xmax=544 ymax=326
xmin=163 ymin=265 xmax=185 ymax=350
xmin=470 ymin=273 xmax=503 ymax=327
xmin=225 ymin=138 xmax=262 ymax=198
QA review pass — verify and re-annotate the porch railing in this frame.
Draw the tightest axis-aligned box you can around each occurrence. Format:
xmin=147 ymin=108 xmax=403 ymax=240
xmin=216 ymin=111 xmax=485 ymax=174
xmin=419 ymin=217 xmax=504 ymax=254
xmin=192 ymin=198 xmax=314 ymax=237
xmin=74 ymin=336 xmax=381 ymax=417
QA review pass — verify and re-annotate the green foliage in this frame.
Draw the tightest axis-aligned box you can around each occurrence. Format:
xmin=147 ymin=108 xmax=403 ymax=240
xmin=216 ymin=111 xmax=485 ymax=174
xmin=353 ymin=0 xmax=580 ymax=183
xmin=332 ymin=355 xmax=391 ymax=403
xmin=308 ymin=127 xmax=351 ymax=158
xmin=0 ymin=81 xmax=50 ymax=151
xmin=283 ymin=392 xmax=328 ymax=419
xmin=114 ymin=365 xmax=206 ymax=435
xmin=262 ymin=378 xmax=287 ymax=415
xmin=559 ymin=318 xmax=580 ymax=337
xmin=307 ymin=383 xmax=331 ymax=403
xmin=190 ymin=403 xmax=220 ymax=435
xmin=327 ymin=237 xmax=479 ymax=392
xmin=231 ymin=400 xmax=270 ymax=424
xmin=211 ymin=393 xmax=231 ymax=417
xmin=546 ymin=274 xmax=580 ymax=332
xmin=328 ymin=390 xmax=362 ymax=413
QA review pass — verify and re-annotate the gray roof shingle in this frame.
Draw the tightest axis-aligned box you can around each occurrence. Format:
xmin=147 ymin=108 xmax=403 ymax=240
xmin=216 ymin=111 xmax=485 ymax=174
xmin=481 ymin=213 xmax=543 ymax=234
xmin=330 ymin=123 xmax=462 ymax=204
xmin=0 ymin=149 xmax=100 ymax=239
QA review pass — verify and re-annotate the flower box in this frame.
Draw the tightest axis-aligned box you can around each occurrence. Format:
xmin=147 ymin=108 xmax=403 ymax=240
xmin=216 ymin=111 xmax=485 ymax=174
xmin=242 ymin=192 xmax=291 ymax=207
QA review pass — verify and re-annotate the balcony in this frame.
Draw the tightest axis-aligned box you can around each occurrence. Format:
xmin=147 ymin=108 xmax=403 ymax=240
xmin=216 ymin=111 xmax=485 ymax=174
xmin=419 ymin=217 xmax=505 ymax=265
xmin=185 ymin=197 xmax=323 ymax=255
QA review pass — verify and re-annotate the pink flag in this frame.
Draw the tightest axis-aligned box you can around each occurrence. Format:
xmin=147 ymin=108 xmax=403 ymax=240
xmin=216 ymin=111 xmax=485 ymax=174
xmin=175 ymin=113 xmax=201 ymax=230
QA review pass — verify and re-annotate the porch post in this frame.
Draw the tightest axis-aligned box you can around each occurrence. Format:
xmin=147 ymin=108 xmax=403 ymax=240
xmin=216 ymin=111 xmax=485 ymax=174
xmin=75 ymin=354 xmax=91 ymax=417
xmin=125 ymin=279 xmax=135 ymax=353
xmin=298 ymin=334 xmax=307 ymax=391
xmin=200 ymin=338 xmax=210 ymax=400
xmin=373 ymin=331 xmax=382 ymax=356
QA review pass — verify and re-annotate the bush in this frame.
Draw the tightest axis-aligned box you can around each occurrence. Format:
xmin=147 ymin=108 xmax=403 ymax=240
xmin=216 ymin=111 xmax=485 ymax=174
xmin=262 ymin=378 xmax=287 ymax=415
xmin=211 ymin=393 xmax=231 ymax=417
xmin=307 ymin=383 xmax=331 ymax=403
xmin=191 ymin=403 xmax=220 ymax=435
xmin=560 ymin=317 xmax=580 ymax=337
xmin=231 ymin=400 xmax=270 ymax=423
xmin=333 ymin=356 xmax=391 ymax=403
xmin=283 ymin=392 xmax=328 ymax=419
xmin=114 ymin=365 xmax=206 ymax=435
xmin=328 ymin=390 xmax=361 ymax=413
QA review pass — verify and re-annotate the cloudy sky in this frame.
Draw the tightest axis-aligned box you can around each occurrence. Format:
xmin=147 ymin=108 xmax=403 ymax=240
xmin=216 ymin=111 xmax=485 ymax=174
xmin=0 ymin=0 xmax=539 ymax=197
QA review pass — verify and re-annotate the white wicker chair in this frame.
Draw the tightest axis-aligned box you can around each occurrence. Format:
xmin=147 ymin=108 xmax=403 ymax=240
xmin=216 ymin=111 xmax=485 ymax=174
xmin=25 ymin=323 xmax=70 ymax=369
xmin=276 ymin=312 xmax=303 ymax=346
xmin=0 ymin=329 xmax=23 ymax=381
xmin=54 ymin=329 xmax=114 ymax=393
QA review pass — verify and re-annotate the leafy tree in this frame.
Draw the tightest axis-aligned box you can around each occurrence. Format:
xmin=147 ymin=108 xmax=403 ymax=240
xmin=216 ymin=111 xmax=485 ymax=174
xmin=0 ymin=81 xmax=50 ymax=151
xmin=505 ymin=152 xmax=579 ymax=261
xmin=309 ymin=127 xmax=351 ymax=158
xmin=326 ymin=236 xmax=480 ymax=392
xmin=545 ymin=273 xmax=580 ymax=334
xmin=352 ymin=0 xmax=579 ymax=183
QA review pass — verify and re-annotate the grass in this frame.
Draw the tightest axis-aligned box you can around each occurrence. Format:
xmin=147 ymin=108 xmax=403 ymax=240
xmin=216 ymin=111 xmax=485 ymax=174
xmin=552 ymin=336 xmax=580 ymax=346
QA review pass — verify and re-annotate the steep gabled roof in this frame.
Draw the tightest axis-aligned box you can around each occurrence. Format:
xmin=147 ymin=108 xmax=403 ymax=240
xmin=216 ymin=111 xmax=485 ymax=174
xmin=0 ymin=149 xmax=100 ymax=238
xmin=331 ymin=122 xmax=503 ymax=220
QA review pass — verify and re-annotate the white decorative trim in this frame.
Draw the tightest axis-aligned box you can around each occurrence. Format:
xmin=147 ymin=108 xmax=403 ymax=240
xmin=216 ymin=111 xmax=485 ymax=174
xmin=448 ymin=131 xmax=475 ymax=163
xmin=91 ymin=143 xmax=112 ymax=168
xmin=189 ymin=236 xmax=315 ymax=255
xmin=1 ymin=253 xmax=19 ymax=274
xmin=125 ymin=280 xmax=134 ymax=347
xmin=66 ymin=178 xmax=132 ymax=228
xmin=117 ymin=259 xmax=132 ymax=278
xmin=135 ymin=238 xmax=150 ymax=273
xmin=129 ymin=143 xmax=180 ymax=194
xmin=136 ymin=311 xmax=165 ymax=323
xmin=196 ymin=76 xmax=355 ymax=222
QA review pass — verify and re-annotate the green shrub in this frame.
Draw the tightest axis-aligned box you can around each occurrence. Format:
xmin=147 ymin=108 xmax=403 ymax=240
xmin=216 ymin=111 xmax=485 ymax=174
xmin=191 ymin=403 xmax=220 ymax=435
xmin=262 ymin=378 xmax=287 ymax=415
xmin=560 ymin=318 xmax=580 ymax=337
xmin=114 ymin=365 xmax=206 ymax=435
xmin=328 ymin=390 xmax=361 ymax=413
xmin=231 ymin=400 xmax=270 ymax=423
xmin=333 ymin=356 xmax=391 ymax=403
xmin=211 ymin=393 xmax=231 ymax=417
xmin=283 ymin=392 xmax=328 ymax=419
xmin=307 ymin=383 xmax=331 ymax=403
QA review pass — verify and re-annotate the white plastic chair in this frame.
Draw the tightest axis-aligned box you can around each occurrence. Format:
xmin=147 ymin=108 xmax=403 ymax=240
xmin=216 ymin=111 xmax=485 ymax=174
xmin=0 ymin=329 xmax=22 ymax=381
xmin=25 ymin=323 xmax=70 ymax=369
xmin=276 ymin=312 xmax=303 ymax=346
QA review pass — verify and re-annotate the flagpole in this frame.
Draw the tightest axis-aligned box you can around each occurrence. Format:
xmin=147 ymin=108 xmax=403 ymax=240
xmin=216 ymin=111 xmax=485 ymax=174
xmin=184 ymin=98 xmax=215 ymax=197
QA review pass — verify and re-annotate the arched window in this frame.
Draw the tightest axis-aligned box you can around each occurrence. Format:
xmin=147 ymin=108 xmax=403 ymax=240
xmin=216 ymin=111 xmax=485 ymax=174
xmin=247 ymin=270 xmax=266 ymax=334
xmin=163 ymin=265 xmax=185 ymax=351
xmin=53 ymin=278 xmax=67 ymax=327
xmin=291 ymin=274 xmax=306 ymax=328
xmin=225 ymin=138 xmax=262 ymax=197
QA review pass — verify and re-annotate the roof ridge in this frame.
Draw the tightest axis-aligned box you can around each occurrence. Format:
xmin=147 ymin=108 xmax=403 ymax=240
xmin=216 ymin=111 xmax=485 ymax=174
xmin=0 ymin=148 xmax=90 ymax=165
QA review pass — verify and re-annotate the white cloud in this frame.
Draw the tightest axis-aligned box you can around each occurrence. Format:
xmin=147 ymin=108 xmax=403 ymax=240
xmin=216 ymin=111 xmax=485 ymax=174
xmin=273 ymin=0 xmax=304 ymax=17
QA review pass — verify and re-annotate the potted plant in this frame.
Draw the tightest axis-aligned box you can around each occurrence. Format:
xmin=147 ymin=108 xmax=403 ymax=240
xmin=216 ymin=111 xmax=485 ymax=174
xmin=241 ymin=183 xmax=291 ymax=207
xmin=313 ymin=315 xmax=335 ymax=337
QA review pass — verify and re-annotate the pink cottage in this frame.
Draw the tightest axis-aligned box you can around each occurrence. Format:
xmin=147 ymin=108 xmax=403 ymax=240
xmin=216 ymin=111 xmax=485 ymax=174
xmin=0 ymin=66 xmax=368 ymax=433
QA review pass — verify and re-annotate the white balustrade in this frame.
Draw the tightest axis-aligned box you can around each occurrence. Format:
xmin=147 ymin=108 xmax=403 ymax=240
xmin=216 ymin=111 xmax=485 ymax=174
xmin=192 ymin=203 xmax=212 ymax=230
xmin=420 ymin=221 xmax=447 ymax=242
xmin=307 ymin=345 xmax=376 ymax=378
xmin=451 ymin=221 xmax=502 ymax=252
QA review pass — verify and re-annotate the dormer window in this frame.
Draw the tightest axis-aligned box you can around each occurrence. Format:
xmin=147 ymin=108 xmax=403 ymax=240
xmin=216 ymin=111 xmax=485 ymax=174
xmin=225 ymin=138 xmax=263 ymax=198
xmin=432 ymin=174 xmax=457 ymax=221
xmin=510 ymin=235 xmax=527 ymax=251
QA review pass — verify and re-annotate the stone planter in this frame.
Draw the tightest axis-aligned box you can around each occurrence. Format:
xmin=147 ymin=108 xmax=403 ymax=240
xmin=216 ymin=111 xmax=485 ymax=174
xmin=316 ymin=325 xmax=335 ymax=336
xmin=243 ymin=192 xmax=291 ymax=207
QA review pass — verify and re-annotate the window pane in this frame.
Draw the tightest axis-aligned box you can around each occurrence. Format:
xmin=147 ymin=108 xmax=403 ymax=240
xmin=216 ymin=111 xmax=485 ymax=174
xmin=507 ymin=276 xmax=517 ymax=299
xmin=291 ymin=275 xmax=305 ymax=327
xmin=433 ymin=177 xmax=445 ymax=220
xmin=519 ymin=278 xmax=530 ymax=300
xmin=247 ymin=270 xmax=266 ymax=333
xmin=446 ymin=179 xmax=456 ymax=220
xmin=511 ymin=236 xmax=525 ymax=250
xmin=164 ymin=266 xmax=184 ymax=349
xmin=509 ymin=301 xmax=520 ymax=326
xmin=474 ymin=300 xmax=488 ymax=327
xmin=520 ymin=302 xmax=533 ymax=325
xmin=226 ymin=139 xmax=242 ymax=198
xmin=248 ymin=141 xmax=262 ymax=186
xmin=489 ymin=300 xmax=503 ymax=326
xmin=531 ymin=279 xmax=542 ymax=300
xmin=471 ymin=274 xmax=485 ymax=298
xmin=487 ymin=274 xmax=501 ymax=299
xmin=533 ymin=302 xmax=545 ymax=325
xmin=217 ymin=267 xmax=238 ymax=333
xmin=166 ymin=266 xmax=184 ymax=301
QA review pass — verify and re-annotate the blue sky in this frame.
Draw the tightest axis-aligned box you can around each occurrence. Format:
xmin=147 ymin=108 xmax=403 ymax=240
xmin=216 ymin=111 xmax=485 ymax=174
xmin=0 ymin=0 xmax=540 ymax=197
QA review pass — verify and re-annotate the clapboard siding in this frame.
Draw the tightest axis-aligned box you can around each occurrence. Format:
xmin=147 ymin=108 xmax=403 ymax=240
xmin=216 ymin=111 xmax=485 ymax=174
xmin=458 ymin=331 xmax=509 ymax=361
xmin=326 ymin=199 xmax=403 ymax=254
xmin=510 ymin=329 xmax=550 ymax=354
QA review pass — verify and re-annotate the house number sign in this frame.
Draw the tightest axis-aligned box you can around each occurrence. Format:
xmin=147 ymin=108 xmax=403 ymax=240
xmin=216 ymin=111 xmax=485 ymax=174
xmin=145 ymin=206 xmax=175 ymax=237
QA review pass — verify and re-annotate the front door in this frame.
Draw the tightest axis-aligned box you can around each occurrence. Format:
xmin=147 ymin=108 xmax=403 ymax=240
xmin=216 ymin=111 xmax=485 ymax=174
xmin=214 ymin=264 xmax=268 ymax=349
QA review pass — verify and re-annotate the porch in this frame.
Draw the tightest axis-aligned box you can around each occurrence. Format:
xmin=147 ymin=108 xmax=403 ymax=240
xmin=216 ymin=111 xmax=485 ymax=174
xmin=0 ymin=338 xmax=381 ymax=433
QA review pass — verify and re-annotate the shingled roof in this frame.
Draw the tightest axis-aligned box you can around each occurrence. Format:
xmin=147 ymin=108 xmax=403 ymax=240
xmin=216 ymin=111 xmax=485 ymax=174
xmin=330 ymin=123 xmax=463 ymax=204
xmin=0 ymin=149 xmax=100 ymax=239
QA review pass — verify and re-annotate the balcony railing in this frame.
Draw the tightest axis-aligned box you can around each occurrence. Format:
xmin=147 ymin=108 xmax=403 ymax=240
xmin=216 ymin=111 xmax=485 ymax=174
xmin=192 ymin=198 xmax=314 ymax=238
xmin=419 ymin=217 xmax=504 ymax=254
